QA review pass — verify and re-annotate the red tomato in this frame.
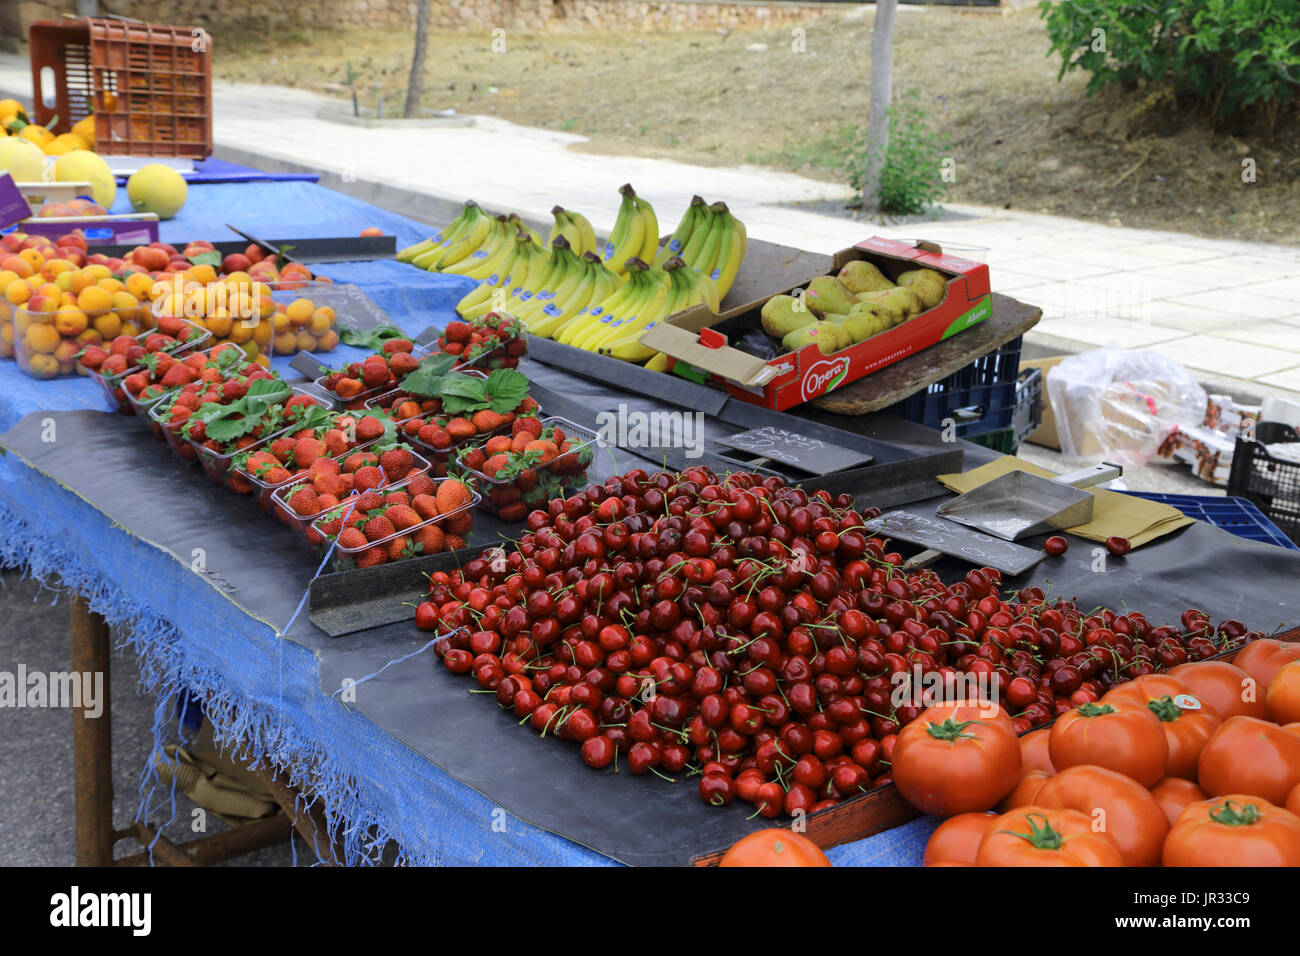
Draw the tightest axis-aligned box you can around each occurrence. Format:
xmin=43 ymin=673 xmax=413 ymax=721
xmin=1049 ymin=700 xmax=1169 ymax=788
xmin=1163 ymin=795 xmax=1300 ymax=867
xmin=976 ymin=807 xmax=1124 ymax=867
xmin=1267 ymin=660 xmax=1300 ymax=724
xmin=1019 ymin=727 xmax=1055 ymax=775
xmin=1103 ymin=676 xmax=1220 ymax=780
xmin=719 ymin=829 xmax=831 ymax=867
xmin=922 ymin=812 xmax=997 ymax=866
xmin=1197 ymin=716 xmax=1300 ymax=805
xmin=998 ymin=769 xmax=1052 ymax=812
xmin=892 ymin=701 xmax=1021 ymax=816
xmin=1232 ymin=638 xmax=1300 ymax=691
xmin=1151 ymin=776 xmax=1207 ymax=827
xmin=1168 ymin=660 xmax=1268 ymax=721
xmin=1035 ymin=765 xmax=1168 ymax=867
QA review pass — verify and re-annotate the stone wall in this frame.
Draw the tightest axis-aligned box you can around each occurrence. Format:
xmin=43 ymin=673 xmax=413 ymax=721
xmin=6 ymin=0 xmax=841 ymax=39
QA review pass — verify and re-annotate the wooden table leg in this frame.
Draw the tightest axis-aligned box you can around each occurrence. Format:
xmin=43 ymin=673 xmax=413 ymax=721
xmin=70 ymin=593 xmax=113 ymax=866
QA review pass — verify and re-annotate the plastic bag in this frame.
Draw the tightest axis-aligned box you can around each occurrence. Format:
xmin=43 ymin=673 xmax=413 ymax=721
xmin=1046 ymin=347 xmax=1207 ymax=465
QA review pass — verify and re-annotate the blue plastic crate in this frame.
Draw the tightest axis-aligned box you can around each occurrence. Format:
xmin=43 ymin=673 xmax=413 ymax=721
xmin=1121 ymin=491 xmax=1300 ymax=550
xmin=886 ymin=335 xmax=1024 ymax=439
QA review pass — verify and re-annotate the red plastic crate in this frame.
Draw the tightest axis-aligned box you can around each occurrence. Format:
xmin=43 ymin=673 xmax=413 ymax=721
xmin=28 ymin=17 xmax=213 ymax=159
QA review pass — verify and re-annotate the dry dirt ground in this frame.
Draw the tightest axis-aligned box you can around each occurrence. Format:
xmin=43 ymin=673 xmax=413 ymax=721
xmin=213 ymin=7 xmax=1298 ymax=243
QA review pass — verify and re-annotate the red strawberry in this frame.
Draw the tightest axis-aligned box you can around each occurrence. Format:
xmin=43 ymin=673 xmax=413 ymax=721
xmin=471 ymin=409 xmax=508 ymax=433
xmin=497 ymin=502 xmax=528 ymax=523
xmin=386 ymin=505 xmax=421 ymax=531
xmin=406 ymin=474 xmax=435 ymax=497
xmin=446 ymin=418 xmax=477 ymax=442
xmin=355 ymin=490 xmax=385 ymax=512
xmin=482 ymin=453 xmax=509 ymax=477
xmin=415 ymin=523 xmax=445 ymax=554
xmin=462 ymin=447 xmax=487 ymax=470
xmin=379 ymin=447 xmax=413 ymax=478
xmin=443 ymin=321 xmax=471 ymax=344
xmin=354 ymin=466 xmax=384 ymax=491
xmin=339 ymin=527 xmax=367 ymax=550
xmin=356 ymin=417 xmax=386 ymax=442
xmin=271 ymin=436 xmax=296 ymax=461
xmin=389 ymin=352 xmax=420 ymax=376
xmin=344 ymin=451 xmax=378 ymax=473
xmin=435 ymin=479 xmax=473 ymax=514
xmin=411 ymin=493 xmax=439 ymax=520
xmin=288 ymin=487 xmax=320 ymax=517
xmin=356 ymin=547 xmax=387 ymax=568
xmin=386 ymin=536 xmax=414 ymax=561
xmin=512 ymin=415 xmax=543 ymax=438
xmin=294 ymin=437 xmax=327 ymax=469
xmin=323 ymin=428 xmax=349 ymax=456
xmin=362 ymin=515 xmax=396 ymax=542
xmin=383 ymin=490 xmax=411 ymax=508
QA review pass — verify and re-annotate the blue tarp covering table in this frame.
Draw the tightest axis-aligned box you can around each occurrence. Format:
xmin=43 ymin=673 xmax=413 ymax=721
xmin=0 ymin=178 xmax=935 ymax=866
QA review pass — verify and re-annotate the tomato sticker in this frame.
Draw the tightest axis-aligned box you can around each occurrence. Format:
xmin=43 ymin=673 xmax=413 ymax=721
xmin=1173 ymin=694 xmax=1201 ymax=710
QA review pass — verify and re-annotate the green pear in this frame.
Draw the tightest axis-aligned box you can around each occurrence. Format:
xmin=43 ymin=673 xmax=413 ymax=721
xmin=782 ymin=321 xmax=839 ymax=356
xmin=843 ymin=306 xmax=892 ymax=343
xmin=856 ymin=286 xmax=921 ymax=323
xmin=837 ymin=259 xmax=895 ymax=294
xmin=804 ymin=275 xmax=859 ymax=318
xmin=760 ymin=294 xmax=816 ymax=338
xmin=897 ymin=268 xmax=947 ymax=309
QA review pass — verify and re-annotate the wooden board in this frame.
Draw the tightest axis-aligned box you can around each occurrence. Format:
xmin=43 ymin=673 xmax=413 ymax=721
xmin=810 ymin=293 xmax=1042 ymax=415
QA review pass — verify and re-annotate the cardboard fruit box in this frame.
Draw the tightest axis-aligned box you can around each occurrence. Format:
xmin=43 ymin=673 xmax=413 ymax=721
xmin=640 ymin=237 xmax=993 ymax=411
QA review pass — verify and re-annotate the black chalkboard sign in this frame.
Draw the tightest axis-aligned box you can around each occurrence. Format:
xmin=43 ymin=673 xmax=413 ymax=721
xmin=291 ymin=352 xmax=330 ymax=380
xmin=716 ymin=426 xmax=873 ymax=475
xmin=864 ymin=510 xmax=1045 ymax=576
xmin=415 ymin=325 xmax=442 ymax=348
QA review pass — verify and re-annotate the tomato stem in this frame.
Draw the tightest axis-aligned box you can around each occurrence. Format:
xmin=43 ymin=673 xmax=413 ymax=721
xmin=1004 ymin=812 xmax=1065 ymax=851
xmin=924 ymin=717 xmax=983 ymax=742
xmin=1209 ymin=800 xmax=1261 ymax=827
xmin=1146 ymin=695 xmax=1184 ymax=723
xmin=1074 ymin=701 xmax=1116 ymax=718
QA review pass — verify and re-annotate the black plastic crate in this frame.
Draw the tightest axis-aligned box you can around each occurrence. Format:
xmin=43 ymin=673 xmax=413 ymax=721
xmin=1011 ymin=367 xmax=1043 ymax=448
xmin=1228 ymin=421 xmax=1300 ymax=546
xmin=886 ymin=335 xmax=1023 ymax=439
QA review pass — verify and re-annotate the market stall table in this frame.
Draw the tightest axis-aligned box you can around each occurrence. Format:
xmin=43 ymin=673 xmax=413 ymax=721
xmin=4 ymin=179 xmax=1299 ymax=866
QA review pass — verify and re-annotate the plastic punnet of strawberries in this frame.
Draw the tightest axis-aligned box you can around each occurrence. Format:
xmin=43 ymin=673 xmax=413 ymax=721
xmin=319 ymin=339 xmax=421 ymax=405
xmin=458 ymin=417 xmax=594 ymax=523
xmin=440 ymin=313 xmax=527 ymax=369
xmin=414 ymin=466 xmax=1268 ymax=817
xmin=311 ymin=473 xmax=476 ymax=567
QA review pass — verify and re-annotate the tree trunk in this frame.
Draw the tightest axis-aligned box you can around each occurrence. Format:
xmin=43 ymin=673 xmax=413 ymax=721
xmin=860 ymin=0 xmax=899 ymax=212
xmin=404 ymin=0 xmax=431 ymax=118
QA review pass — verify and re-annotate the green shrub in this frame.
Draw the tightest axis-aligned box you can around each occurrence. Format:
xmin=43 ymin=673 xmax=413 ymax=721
xmin=1039 ymin=0 xmax=1300 ymax=125
xmin=841 ymin=90 xmax=951 ymax=215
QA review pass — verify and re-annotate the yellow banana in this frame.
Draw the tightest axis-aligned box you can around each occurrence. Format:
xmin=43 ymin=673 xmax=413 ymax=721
xmin=432 ymin=210 xmax=494 ymax=270
xmin=557 ymin=268 xmax=641 ymax=347
xmin=397 ymin=237 xmax=437 ymax=263
xmin=688 ymin=202 xmax=728 ymax=278
xmin=457 ymin=234 xmax=537 ymax=315
xmin=565 ymin=208 xmax=598 ymax=257
xmin=596 ymin=260 xmax=685 ymax=357
xmin=548 ymin=206 xmax=580 ymax=252
xmin=575 ymin=259 xmax=666 ymax=351
xmin=443 ymin=216 xmax=512 ymax=276
xmin=475 ymin=240 xmax=550 ymax=319
xmin=633 ymin=192 xmax=660 ymax=265
xmin=678 ymin=203 xmax=715 ymax=270
xmin=516 ymin=239 xmax=584 ymax=326
xmin=584 ymin=273 xmax=669 ymax=352
xmin=528 ymin=255 xmax=606 ymax=338
xmin=644 ymin=352 xmax=670 ymax=373
xmin=602 ymin=183 xmax=645 ymax=275
xmin=654 ymin=196 xmax=707 ymax=267
xmin=464 ymin=228 xmax=525 ymax=282
xmin=400 ymin=200 xmax=480 ymax=261
xmin=708 ymin=205 xmax=747 ymax=303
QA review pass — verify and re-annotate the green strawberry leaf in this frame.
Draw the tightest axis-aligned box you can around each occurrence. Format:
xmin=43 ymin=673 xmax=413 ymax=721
xmin=341 ymin=325 xmax=408 ymax=351
xmin=484 ymin=368 xmax=529 ymax=414
xmin=188 ymin=250 xmax=222 ymax=268
xmin=399 ymin=352 xmax=458 ymax=397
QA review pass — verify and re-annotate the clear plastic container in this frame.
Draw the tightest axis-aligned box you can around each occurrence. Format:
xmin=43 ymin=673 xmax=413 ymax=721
xmin=191 ymin=388 xmax=329 ymax=492
xmin=7 ymin=302 xmax=147 ymax=380
xmin=84 ymin=320 xmax=211 ymax=414
xmin=308 ymin=476 xmax=481 ymax=571
xmin=236 ymin=411 xmax=414 ymax=512
xmin=312 ymin=343 xmax=432 ymax=410
xmin=270 ymin=447 xmax=434 ymax=537
xmin=456 ymin=416 xmax=597 ymax=517
xmin=145 ymin=343 xmax=269 ymax=459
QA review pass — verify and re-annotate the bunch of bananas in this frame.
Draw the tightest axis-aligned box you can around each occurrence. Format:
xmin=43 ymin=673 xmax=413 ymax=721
xmin=505 ymin=237 xmax=622 ymax=337
xmin=653 ymin=196 xmax=747 ymax=302
xmin=561 ymin=256 xmax=721 ymax=363
xmin=601 ymin=183 xmax=659 ymax=275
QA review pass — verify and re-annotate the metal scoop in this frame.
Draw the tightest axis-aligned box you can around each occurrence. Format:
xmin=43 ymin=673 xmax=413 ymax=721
xmin=935 ymin=462 xmax=1123 ymax=541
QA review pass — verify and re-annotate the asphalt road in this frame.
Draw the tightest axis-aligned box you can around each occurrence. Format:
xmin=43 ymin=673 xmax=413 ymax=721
xmin=0 ymin=569 xmax=301 ymax=866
